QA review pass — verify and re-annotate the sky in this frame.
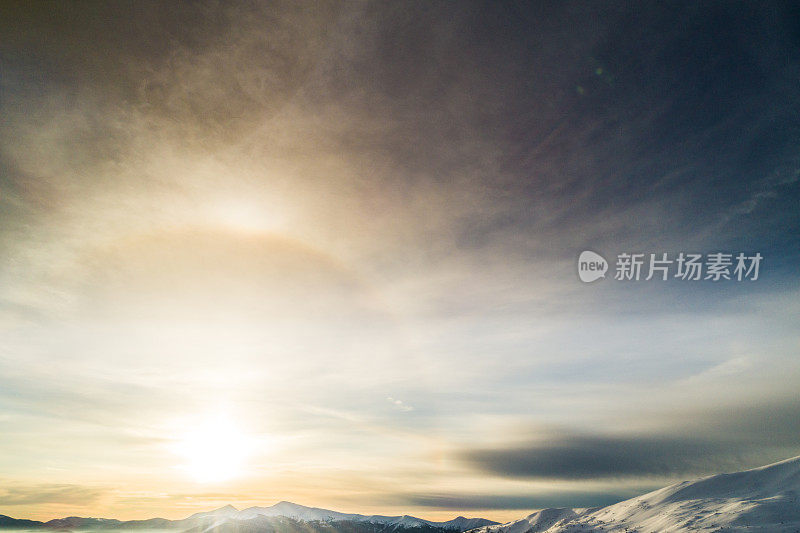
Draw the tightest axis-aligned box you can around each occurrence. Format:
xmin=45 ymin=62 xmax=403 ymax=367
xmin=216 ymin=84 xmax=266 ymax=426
xmin=1 ymin=0 xmax=799 ymax=523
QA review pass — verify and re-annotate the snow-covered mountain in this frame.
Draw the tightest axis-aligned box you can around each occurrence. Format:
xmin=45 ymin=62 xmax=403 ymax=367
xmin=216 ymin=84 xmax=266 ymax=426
xmin=235 ymin=501 xmax=365 ymax=522
xmin=186 ymin=504 xmax=241 ymax=521
xmin=205 ymin=501 xmax=496 ymax=530
xmin=472 ymin=455 xmax=800 ymax=532
xmin=0 ymin=501 xmax=496 ymax=532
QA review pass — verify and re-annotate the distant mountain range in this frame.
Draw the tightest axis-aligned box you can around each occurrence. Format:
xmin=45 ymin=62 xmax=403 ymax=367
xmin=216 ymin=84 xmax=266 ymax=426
xmin=4 ymin=457 xmax=800 ymax=533
xmin=0 ymin=501 xmax=497 ymax=533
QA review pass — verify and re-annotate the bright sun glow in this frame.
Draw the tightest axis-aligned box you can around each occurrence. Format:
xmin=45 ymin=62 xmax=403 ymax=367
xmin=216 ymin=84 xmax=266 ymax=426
xmin=210 ymin=200 xmax=285 ymax=233
xmin=173 ymin=413 xmax=255 ymax=483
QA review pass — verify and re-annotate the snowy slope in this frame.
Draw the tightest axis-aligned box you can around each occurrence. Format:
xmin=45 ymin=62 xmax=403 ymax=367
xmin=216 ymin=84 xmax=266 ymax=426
xmin=471 ymin=455 xmax=800 ymax=532
xmin=440 ymin=517 xmax=503 ymax=531
xmin=474 ymin=508 xmax=595 ymax=533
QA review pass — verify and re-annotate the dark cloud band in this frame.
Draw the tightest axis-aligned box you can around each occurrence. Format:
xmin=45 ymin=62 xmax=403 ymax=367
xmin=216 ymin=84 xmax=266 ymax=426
xmin=462 ymin=435 xmax=733 ymax=479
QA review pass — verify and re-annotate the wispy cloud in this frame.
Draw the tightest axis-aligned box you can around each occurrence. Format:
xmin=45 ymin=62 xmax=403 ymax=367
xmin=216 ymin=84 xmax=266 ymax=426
xmin=387 ymin=397 xmax=414 ymax=412
xmin=0 ymin=483 xmax=106 ymax=506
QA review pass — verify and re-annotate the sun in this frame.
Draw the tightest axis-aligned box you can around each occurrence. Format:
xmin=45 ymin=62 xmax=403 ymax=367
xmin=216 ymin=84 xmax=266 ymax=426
xmin=173 ymin=413 xmax=255 ymax=483
xmin=209 ymin=199 xmax=286 ymax=233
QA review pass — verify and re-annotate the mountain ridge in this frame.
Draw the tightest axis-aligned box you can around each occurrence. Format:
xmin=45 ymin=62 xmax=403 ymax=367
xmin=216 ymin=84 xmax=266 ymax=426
xmin=0 ymin=501 xmax=496 ymax=532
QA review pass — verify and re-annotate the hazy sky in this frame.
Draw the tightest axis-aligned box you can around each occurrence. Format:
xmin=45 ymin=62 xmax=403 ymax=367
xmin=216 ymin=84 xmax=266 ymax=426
xmin=1 ymin=0 xmax=799 ymax=522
